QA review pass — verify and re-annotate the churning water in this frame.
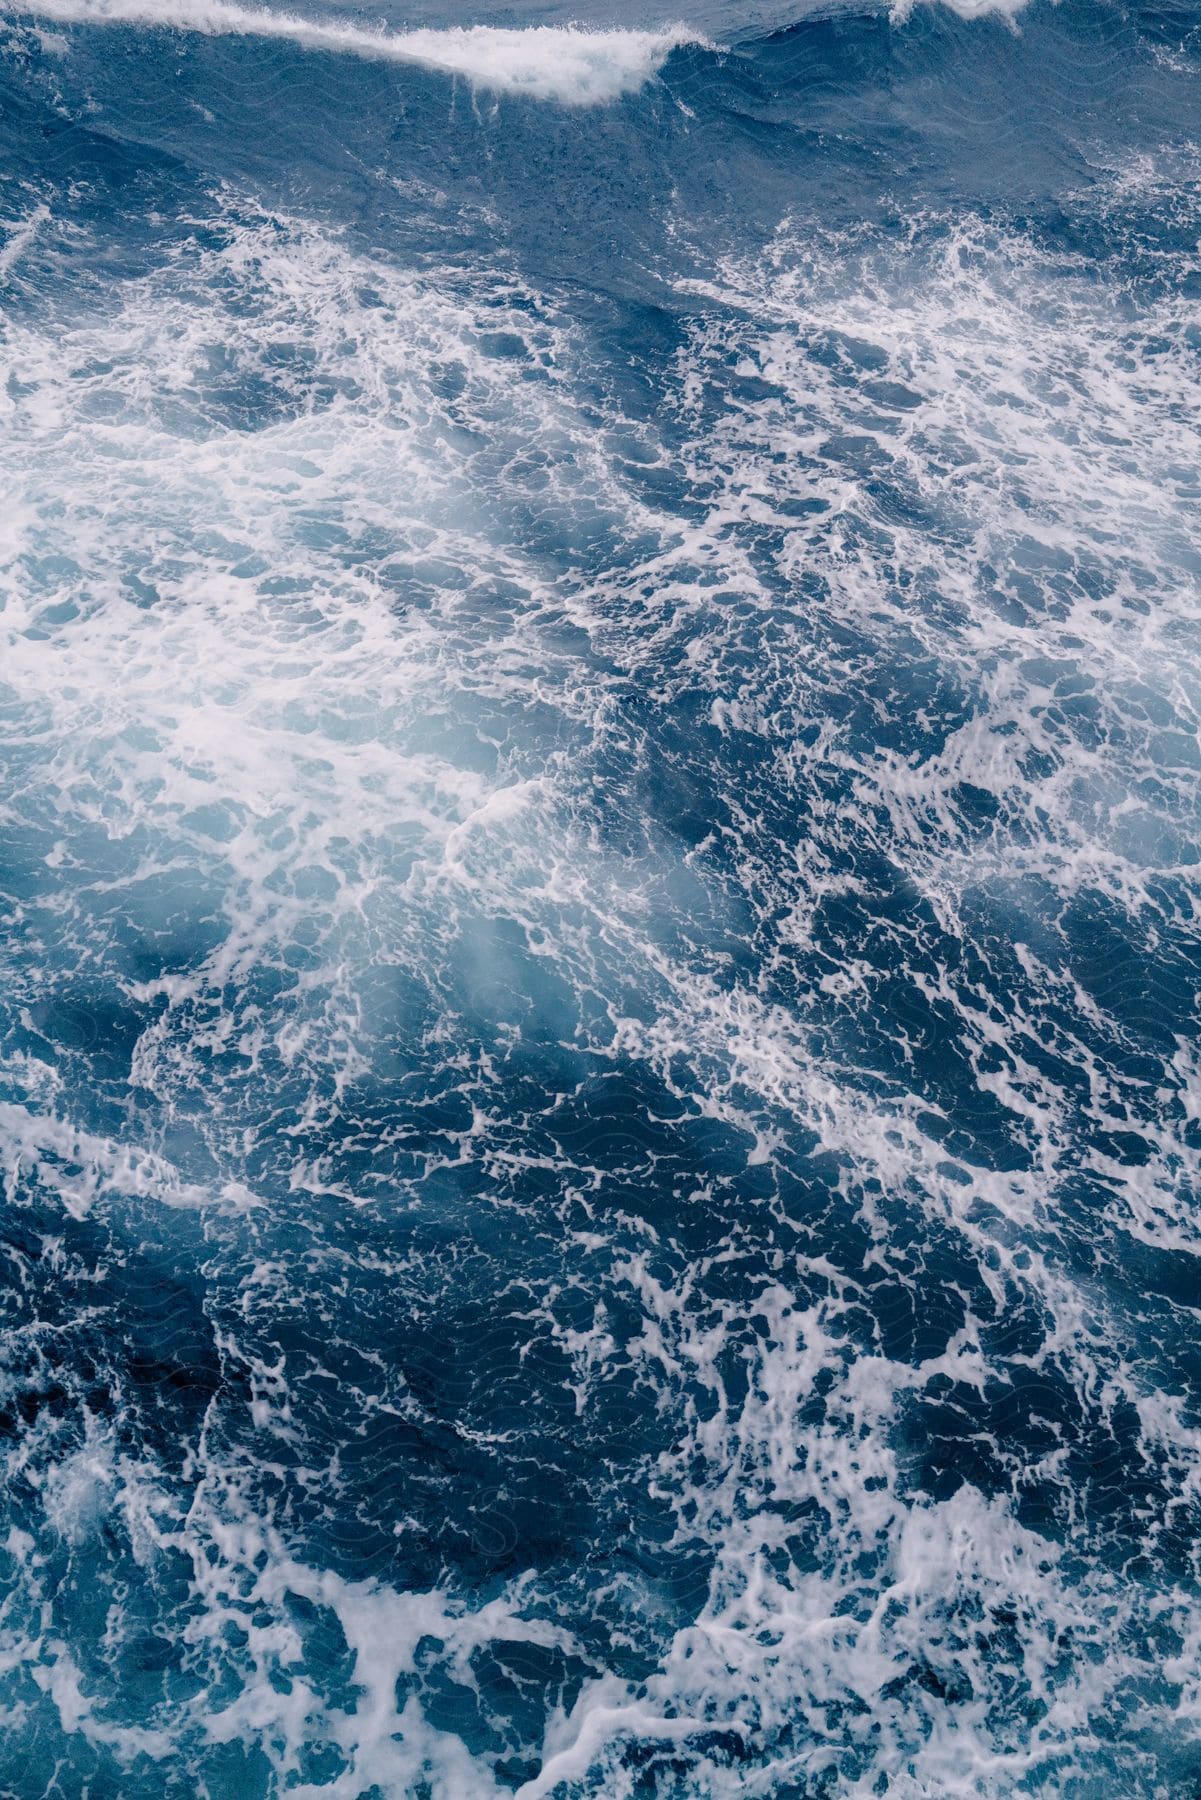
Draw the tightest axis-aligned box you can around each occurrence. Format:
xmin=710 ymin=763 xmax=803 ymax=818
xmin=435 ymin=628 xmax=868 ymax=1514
xmin=1 ymin=0 xmax=1200 ymax=1792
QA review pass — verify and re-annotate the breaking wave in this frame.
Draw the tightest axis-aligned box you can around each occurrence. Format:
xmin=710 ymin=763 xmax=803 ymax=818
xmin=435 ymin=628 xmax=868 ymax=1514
xmin=2 ymin=2 xmax=705 ymax=101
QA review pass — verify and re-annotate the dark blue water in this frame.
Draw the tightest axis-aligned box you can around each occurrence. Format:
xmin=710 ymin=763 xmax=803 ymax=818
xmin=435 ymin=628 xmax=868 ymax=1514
xmin=1 ymin=0 xmax=1200 ymax=1792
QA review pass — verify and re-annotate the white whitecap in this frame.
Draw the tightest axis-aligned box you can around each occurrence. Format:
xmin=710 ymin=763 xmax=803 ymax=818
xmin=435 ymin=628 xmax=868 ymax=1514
xmin=3 ymin=0 xmax=706 ymax=103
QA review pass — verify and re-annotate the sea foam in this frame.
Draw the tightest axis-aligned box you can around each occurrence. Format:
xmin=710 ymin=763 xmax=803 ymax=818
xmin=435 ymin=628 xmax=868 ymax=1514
xmin=2 ymin=0 xmax=704 ymax=103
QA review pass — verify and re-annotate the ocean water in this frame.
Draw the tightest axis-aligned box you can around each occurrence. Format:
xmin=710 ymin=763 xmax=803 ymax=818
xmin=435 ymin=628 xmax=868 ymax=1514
xmin=1 ymin=0 xmax=1200 ymax=1792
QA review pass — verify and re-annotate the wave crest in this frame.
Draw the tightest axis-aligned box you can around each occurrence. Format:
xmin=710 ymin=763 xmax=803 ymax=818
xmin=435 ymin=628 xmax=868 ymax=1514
xmin=3 ymin=0 xmax=706 ymax=103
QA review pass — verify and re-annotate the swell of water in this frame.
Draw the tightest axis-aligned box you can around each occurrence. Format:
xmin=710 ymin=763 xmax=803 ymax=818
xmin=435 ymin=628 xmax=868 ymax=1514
xmin=5 ymin=3 xmax=707 ymax=101
xmin=0 ymin=0 xmax=1200 ymax=1795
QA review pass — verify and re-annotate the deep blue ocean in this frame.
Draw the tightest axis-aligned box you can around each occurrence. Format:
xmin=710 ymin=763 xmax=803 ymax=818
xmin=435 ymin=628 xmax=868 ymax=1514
xmin=1 ymin=0 xmax=1200 ymax=1792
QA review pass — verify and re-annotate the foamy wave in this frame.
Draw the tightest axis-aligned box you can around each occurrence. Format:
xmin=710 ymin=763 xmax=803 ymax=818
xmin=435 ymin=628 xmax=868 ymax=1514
xmin=2 ymin=0 xmax=704 ymax=103
xmin=891 ymin=0 xmax=1031 ymax=22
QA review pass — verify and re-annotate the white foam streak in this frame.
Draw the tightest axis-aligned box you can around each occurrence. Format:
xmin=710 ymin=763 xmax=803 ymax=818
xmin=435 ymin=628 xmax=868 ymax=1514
xmin=0 ymin=205 xmax=49 ymax=280
xmin=3 ymin=0 xmax=702 ymax=102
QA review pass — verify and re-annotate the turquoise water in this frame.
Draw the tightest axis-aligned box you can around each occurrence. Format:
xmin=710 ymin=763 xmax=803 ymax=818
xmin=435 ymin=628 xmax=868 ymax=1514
xmin=1 ymin=0 xmax=1200 ymax=1792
